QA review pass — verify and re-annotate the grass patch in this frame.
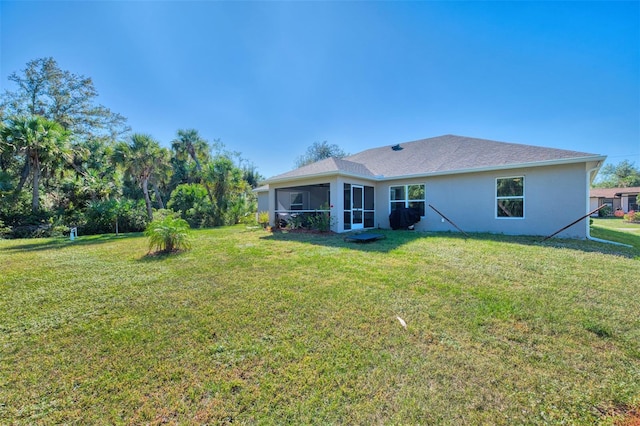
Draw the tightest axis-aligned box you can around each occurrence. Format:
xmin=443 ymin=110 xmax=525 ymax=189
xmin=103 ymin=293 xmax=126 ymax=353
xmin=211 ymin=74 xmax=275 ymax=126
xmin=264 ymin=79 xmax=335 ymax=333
xmin=591 ymin=218 xmax=640 ymax=251
xmin=1 ymin=227 xmax=639 ymax=424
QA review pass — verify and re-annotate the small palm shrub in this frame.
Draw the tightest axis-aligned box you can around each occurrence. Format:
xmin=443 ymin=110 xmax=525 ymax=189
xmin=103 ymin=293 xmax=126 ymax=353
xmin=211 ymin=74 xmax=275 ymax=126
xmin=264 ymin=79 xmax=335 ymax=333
xmin=287 ymin=214 xmax=304 ymax=230
xmin=257 ymin=211 xmax=270 ymax=229
xmin=308 ymin=204 xmax=335 ymax=232
xmin=144 ymin=215 xmax=192 ymax=253
xmin=309 ymin=211 xmax=334 ymax=232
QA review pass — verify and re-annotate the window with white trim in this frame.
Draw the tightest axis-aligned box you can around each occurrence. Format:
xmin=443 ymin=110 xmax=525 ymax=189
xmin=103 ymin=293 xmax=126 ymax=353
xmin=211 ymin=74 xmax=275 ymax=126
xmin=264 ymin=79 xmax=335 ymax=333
xmin=290 ymin=192 xmax=304 ymax=210
xmin=496 ymin=177 xmax=524 ymax=218
xmin=390 ymin=184 xmax=425 ymax=216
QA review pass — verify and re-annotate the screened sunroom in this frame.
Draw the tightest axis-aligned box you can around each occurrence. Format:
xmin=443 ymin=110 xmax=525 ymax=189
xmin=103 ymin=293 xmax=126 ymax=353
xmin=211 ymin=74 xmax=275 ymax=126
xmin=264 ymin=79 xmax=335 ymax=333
xmin=274 ymin=183 xmax=331 ymax=229
xmin=272 ymin=181 xmax=376 ymax=232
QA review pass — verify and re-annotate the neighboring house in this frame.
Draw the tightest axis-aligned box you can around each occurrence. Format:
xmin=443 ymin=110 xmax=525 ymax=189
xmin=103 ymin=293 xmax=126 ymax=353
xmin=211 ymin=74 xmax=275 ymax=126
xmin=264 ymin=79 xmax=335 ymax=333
xmin=257 ymin=135 xmax=605 ymax=238
xmin=590 ymin=187 xmax=640 ymax=215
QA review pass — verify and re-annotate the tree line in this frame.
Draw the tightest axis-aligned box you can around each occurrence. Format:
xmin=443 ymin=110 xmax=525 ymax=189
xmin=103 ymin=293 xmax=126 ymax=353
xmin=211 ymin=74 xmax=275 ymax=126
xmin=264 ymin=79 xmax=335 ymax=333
xmin=0 ymin=57 xmax=262 ymax=238
xmin=592 ymin=160 xmax=640 ymax=189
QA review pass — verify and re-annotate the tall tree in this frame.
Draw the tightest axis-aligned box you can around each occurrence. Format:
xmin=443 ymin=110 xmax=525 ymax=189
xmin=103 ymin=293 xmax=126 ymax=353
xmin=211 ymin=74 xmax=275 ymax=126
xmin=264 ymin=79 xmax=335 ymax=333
xmin=242 ymin=163 xmax=263 ymax=188
xmin=114 ymin=134 xmax=168 ymax=220
xmin=203 ymin=156 xmax=245 ymax=226
xmin=150 ymin=147 xmax=172 ymax=210
xmin=1 ymin=57 xmax=128 ymax=139
xmin=593 ymin=160 xmax=640 ymax=188
xmin=295 ymin=141 xmax=348 ymax=168
xmin=0 ymin=116 xmax=71 ymax=212
xmin=171 ymin=129 xmax=214 ymax=202
xmin=171 ymin=129 xmax=210 ymax=173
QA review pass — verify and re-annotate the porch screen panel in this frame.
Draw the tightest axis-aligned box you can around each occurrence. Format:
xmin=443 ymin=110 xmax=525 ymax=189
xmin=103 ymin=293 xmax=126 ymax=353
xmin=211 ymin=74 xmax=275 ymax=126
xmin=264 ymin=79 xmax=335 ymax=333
xmin=364 ymin=186 xmax=374 ymax=210
xmin=364 ymin=212 xmax=375 ymax=228
xmin=344 ymin=212 xmax=351 ymax=230
xmin=352 ymin=185 xmax=363 ymax=225
xmin=353 ymin=186 xmax=363 ymax=209
xmin=343 ymin=184 xmax=351 ymax=230
xmin=364 ymin=186 xmax=375 ymax=227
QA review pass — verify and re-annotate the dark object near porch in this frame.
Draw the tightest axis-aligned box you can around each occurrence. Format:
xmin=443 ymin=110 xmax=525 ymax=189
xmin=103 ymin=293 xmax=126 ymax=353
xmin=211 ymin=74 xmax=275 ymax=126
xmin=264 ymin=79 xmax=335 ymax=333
xmin=389 ymin=207 xmax=421 ymax=230
xmin=344 ymin=233 xmax=386 ymax=243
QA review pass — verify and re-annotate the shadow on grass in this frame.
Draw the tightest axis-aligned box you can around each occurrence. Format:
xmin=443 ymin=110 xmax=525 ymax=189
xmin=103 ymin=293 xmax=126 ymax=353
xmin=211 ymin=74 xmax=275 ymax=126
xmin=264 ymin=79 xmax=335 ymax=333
xmin=259 ymin=229 xmax=421 ymax=253
xmin=137 ymin=249 xmax=191 ymax=262
xmin=260 ymin=228 xmax=640 ymax=258
xmin=0 ymin=233 xmax=143 ymax=253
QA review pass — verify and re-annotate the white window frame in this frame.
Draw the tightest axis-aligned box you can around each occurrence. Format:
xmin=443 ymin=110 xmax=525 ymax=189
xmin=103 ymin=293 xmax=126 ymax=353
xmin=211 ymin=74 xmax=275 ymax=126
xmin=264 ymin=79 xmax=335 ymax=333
xmin=389 ymin=183 xmax=426 ymax=217
xmin=496 ymin=176 xmax=525 ymax=219
xmin=290 ymin=192 xmax=305 ymax=210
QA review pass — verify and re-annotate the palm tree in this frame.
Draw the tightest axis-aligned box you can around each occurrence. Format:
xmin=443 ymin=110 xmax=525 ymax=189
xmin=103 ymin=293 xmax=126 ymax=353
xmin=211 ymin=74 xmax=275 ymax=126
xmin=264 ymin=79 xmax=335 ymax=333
xmin=171 ymin=129 xmax=214 ymax=203
xmin=171 ymin=129 xmax=210 ymax=173
xmin=0 ymin=115 xmax=70 ymax=213
xmin=203 ymin=156 xmax=245 ymax=226
xmin=150 ymin=147 xmax=172 ymax=210
xmin=113 ymin=133 xmax=166 ymax=221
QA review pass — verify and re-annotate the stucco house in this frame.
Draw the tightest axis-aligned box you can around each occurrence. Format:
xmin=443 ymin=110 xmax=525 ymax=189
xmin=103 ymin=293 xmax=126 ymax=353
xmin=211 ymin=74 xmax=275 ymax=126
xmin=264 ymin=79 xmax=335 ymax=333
xmin=257 ymin=135 xmax=606 ymax=238
xmin=590 ymin=187 xmax=640 ymax=215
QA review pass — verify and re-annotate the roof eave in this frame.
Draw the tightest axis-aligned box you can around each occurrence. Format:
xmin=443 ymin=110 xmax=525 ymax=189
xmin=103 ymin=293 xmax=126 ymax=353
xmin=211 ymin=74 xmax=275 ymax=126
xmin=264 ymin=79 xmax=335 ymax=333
xmin=263 ymin=170 xmax=377 ymax=185
xmin=377 ymin=155 xmax=608 ymax=181
xmin=264 ymin=155 xmax=607 ymax=184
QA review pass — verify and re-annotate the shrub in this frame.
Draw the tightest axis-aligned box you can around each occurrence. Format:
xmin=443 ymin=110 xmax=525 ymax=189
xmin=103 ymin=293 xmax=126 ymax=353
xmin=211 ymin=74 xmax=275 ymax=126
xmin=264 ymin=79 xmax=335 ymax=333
xmin=257 ymin=211 xmax=270 ymax=229
xmin=624 ymin=210 xmax=640 ymax=223
xmin=614 ymin=209 xmax=625 ymax=217
xmin=167 ymin=184 xmax=215 ymax=228
xmin=144 ymin=215 xmax=192 ymax=253
xmin=309 ymin=211 xmax=334 ymax=233
xmin=287 ymin=214 xmax=304 ymax=230
xmin=598 ymin=205 xmax=611 ymax=217
xmin=307 ymin=204 xmax=335 ymax=233
xmin=0 ymin=219 xmax=11 ymax=239
xmin=83 ymin=199 xmax=148 ymax=235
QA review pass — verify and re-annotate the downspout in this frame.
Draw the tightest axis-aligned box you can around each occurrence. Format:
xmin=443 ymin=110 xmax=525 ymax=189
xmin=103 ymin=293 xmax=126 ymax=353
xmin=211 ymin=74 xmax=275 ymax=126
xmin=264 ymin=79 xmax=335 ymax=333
xmin=585 ymin=163 xmax=633 ymax=247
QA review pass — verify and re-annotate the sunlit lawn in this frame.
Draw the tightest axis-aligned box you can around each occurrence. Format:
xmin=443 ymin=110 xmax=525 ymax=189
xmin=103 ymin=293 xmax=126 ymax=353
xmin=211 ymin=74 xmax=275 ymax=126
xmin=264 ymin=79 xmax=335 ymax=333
xmin=591 ymin=217 xmax=640 ymax=249
xmin=1 ymin=225 xmax=639 ymax=424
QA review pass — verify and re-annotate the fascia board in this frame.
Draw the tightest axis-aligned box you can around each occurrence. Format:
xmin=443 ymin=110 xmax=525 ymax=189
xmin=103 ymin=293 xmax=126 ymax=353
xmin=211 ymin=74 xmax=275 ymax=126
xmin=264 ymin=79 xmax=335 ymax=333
xmin=264 ymin=155 xmax=607 ymax=184
xmin=264 ymin=170 xmax=376 ymax=185
xmin=376 ymin=155 xmax=608 ymax=181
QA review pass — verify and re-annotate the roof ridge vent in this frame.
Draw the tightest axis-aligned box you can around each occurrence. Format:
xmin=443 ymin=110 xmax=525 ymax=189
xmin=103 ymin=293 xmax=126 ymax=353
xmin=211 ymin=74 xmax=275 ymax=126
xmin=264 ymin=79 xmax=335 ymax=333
xmin=391 ymin=144 xmax=403 ymax=151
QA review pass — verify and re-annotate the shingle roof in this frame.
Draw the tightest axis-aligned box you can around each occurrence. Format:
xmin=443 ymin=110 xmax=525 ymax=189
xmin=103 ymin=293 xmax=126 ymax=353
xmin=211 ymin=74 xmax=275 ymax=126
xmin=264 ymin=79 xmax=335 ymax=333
xmin=590 ymin=187 xmax=640 ymax=198
xmin=266 ymin=134 xmax=603 ymax=183
xmin=267 ymin=156 xmax=376 ymax=181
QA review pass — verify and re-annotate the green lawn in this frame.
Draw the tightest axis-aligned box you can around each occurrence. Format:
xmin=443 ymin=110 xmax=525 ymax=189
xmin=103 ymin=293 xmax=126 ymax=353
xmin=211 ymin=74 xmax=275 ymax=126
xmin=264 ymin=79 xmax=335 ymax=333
xmin=591 ymin=217 xmax=640 ymax=249
xmin=1 ymin=226 xmax=639 ymax=424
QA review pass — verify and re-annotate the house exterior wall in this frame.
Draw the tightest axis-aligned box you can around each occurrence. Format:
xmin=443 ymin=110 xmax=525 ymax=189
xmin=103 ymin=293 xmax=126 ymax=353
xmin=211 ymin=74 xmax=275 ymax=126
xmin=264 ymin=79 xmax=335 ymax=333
xmin=256 ymin=191 xmax=268 ymax=214
xmin=590 ymin=197 xmax=620 ymax=215
xmin=589 ymin=197 xmax=601 ymax=216
xmin=267 ymin=162 xmax=592 ymax=237
xmin=621 ymin=195 xmax=638 ymax=212
xmin=375 ymin=162 xmax=589 ymax=238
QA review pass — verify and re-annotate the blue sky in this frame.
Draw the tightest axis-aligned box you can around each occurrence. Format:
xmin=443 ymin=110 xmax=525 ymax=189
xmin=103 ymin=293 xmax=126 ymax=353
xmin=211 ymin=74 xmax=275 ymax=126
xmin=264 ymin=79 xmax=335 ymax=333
xmin=1 ymin=1 xmax=638 ymax=179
